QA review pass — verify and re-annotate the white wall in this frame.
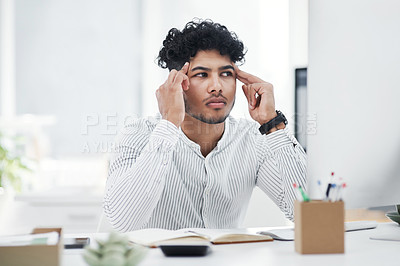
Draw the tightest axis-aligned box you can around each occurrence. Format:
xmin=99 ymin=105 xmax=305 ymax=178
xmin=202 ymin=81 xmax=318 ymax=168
xmin=0 ymin=0 xmax=16 ymax=118
xmin=14 ymin=0 xmax=142 ymax=157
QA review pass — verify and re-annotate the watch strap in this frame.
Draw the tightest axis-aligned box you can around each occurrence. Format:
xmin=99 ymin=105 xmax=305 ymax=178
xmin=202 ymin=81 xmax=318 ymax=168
xmin=259 ymin=110 xmax=288 ymax=135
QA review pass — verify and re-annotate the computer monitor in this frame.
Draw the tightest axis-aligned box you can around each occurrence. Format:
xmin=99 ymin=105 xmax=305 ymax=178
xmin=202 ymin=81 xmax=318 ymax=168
xmin=307 ymin=0 xmax=400 ymax=209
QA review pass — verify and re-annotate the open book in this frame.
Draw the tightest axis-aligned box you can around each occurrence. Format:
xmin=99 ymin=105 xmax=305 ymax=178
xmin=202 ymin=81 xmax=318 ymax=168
xmin=125 ymin=228 xmax=274 ymax=248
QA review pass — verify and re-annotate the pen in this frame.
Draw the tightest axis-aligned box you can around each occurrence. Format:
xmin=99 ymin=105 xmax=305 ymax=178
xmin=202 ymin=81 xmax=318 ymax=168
xmin=335 ymin=177 xmax=344 ymax=201
xmin=330 ymin=183 xmax=337 ymax=201
xmin=325 ymin=183 xmax=332 ymax=201
xmin=336 ymin=182 xmax=346 ymax=201
xmin=325 ymin=172 xmax=335 ymax=201
xmin=293 ymin=183 xmax=304 ymax=201
xmin=298 ymin=185 xmax=310 ymax=202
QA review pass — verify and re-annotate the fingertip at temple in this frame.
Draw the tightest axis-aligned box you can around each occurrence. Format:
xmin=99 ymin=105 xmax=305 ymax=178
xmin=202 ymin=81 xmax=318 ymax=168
xmin=181 ymin=62 xmax=190 ymax=74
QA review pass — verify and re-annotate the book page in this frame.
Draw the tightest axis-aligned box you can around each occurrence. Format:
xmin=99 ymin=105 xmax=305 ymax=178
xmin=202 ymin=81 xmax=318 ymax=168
xmin=257 ymin=228 xmax=294 ymax=241
xmin=126 ymin=228 xmax=206 ymax=246
xmin=126 ymin=227 xmax=275 ymax=246
xmin=184 ymin=228 xmax=273 ymax=244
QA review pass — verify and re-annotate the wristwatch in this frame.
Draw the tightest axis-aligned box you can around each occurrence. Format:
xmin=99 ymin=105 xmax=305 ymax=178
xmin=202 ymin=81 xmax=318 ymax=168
xmin=259 ymin=110 xmax=288 ymax=135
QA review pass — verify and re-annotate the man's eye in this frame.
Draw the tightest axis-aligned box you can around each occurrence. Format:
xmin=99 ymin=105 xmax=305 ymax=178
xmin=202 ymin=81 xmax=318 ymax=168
xmin=221 ymin=72 xmax=233 ymax=77
xmin=195 ymin=73 xmax=207 ymax=78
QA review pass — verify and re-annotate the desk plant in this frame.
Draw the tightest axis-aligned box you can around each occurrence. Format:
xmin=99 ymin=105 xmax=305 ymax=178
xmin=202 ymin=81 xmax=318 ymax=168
xmin=0 ymin=133 xmax=30 ymax=193
xmin=83 ymin=232 xmax=147 ymax=266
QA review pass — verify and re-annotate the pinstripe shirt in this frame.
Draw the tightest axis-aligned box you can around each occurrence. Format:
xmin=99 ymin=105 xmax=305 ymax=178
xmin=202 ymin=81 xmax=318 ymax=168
xmin=103 ymin=116 xmax=307 ymax=232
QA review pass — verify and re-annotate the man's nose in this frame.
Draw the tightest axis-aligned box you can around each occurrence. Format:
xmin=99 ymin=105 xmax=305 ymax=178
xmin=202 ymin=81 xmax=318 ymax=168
xmin=208 ymin=75 xmax=222 ymax=93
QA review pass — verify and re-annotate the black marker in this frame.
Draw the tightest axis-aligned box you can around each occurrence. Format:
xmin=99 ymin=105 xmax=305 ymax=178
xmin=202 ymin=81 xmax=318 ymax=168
xmin=325 ymin=172 xmax=335 ymax=201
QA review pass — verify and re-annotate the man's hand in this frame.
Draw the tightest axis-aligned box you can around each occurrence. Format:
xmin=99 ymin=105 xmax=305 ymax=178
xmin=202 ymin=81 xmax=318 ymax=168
xmin=156 ymin=62 xmax=190 ymax=128
xmin=235 ymin=65 xmax=277 ymax=126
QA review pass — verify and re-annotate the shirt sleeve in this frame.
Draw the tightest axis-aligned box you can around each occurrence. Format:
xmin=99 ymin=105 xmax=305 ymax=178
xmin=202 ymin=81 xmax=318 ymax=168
xmin=103 ymin=119 xmax=179 ymax=232
xmin=255 ymin=127 xmax=307 ymax=221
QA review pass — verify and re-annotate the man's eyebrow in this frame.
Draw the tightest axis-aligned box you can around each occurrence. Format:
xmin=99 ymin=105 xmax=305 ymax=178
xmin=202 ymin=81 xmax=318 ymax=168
xmin=191 ymin=66 xmax=211 ymax=72
xmin=219 ymin=65 xmax=234 ymax=71
xmin=191 ymin=65 xmax=234 ymax=72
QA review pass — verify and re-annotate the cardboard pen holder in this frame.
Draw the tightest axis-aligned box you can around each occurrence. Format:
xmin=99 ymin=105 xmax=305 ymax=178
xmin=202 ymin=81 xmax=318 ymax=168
xmin=295 ymin=200 xmax=344 ymax=254
xmin=0 ymin=227 xmax=63 ymax=266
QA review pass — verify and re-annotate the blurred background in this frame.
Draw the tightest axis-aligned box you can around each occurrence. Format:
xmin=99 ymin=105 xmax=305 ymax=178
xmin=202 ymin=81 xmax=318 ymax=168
xmin=0 ymin=0 xmax=308 ymax=234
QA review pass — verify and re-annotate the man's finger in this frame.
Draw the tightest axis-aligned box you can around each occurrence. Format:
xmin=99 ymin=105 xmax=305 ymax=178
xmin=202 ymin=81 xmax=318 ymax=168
xmin=242 ymin=84 xmax=249 ymax=102
xmin=166 ymin=69 xmax=178 ymax=87
xmin=180 ymin=62 xmax=190 ymax=91
xmin=172 ymin=62 xmax=190 ymax=85
xmin=248 ymin=84 xmax=258 ymax=110
xmin=234 ymin=64 xmax=265 ymax=84
xmin=234 ymin=64 xmax=250 ymax=85
xmin=180 ymin=62 xmax=189 ymax=75
xmin=234 ymin=64 xmax=254 ymax=84
xmin=172 ymin=72 xmax=189 ymax=91
xmin=237 ymin=74 xmax=250 ymax=85
xmin=242 ymin=84 xmax=254 ymax=110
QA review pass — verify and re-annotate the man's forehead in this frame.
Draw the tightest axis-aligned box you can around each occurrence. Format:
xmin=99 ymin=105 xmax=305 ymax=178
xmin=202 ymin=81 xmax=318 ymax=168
xmin=190 ymin=50 xmax=232 ymax=65
xmin=190 ymin=61 xmax=233 ymax=73
xmin=191 ymin=65 xmax=234 ymax=72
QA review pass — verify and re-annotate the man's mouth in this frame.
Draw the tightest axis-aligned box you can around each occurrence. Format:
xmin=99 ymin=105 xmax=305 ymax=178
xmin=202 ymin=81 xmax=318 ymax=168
xmin=205 ymin=97 xmax=227 ymax=108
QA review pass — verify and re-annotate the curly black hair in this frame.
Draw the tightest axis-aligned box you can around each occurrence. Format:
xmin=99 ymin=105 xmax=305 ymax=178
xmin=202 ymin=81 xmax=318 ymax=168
xmin=157 ymin=19 xmax=246 ymax=71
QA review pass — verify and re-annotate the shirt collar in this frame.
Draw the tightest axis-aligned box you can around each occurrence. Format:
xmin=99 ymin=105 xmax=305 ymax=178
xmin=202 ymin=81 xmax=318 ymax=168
xmin=179 ymin=116 xmax=232 ymax=155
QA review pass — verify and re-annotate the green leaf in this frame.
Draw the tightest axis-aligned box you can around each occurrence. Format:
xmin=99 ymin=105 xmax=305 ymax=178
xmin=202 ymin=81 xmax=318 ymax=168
xmin=0 ymin=132 xmax=33 ymax=191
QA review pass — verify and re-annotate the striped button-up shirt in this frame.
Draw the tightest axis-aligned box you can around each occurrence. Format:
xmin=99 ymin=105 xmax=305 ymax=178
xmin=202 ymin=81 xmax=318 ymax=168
xmin=104 ymin=116 xmax=307 ymax=232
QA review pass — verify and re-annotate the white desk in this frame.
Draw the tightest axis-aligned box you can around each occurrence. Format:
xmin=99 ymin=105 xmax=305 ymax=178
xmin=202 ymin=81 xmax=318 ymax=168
xmin=63 ymin=222 xmax=400 ymax=266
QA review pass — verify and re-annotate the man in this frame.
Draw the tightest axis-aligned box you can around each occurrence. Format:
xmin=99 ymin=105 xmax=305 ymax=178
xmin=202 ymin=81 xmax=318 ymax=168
xmin=104 ymin=19 xmax=307 ymax=232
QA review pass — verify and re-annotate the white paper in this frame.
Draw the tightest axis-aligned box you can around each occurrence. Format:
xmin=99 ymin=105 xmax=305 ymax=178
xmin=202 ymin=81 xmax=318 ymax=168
xmin=0 ymin=232 xmax=59 ymax=246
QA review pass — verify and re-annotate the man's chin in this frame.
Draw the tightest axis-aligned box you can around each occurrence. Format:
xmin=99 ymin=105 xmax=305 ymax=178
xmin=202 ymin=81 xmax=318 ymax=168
xmin=188 ymin=112 xmax=228 ymax=125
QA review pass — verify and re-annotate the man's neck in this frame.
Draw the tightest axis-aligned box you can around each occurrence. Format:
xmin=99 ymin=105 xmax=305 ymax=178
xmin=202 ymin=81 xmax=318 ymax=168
xmin=181 ymin=114 xmax=225 ymax=157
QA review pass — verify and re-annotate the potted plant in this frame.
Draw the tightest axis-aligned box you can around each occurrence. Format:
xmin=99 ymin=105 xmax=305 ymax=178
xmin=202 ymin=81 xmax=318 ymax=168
xmin=0 ymin=133 xmax=31 ymax=223
xmin=0 ymin=133 xmax=31 ymax=193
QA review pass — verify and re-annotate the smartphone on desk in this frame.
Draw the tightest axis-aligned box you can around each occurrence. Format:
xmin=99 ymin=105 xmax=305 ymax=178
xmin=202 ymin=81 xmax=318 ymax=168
xmin=64 ymin=237 xmax=90 ymax=249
